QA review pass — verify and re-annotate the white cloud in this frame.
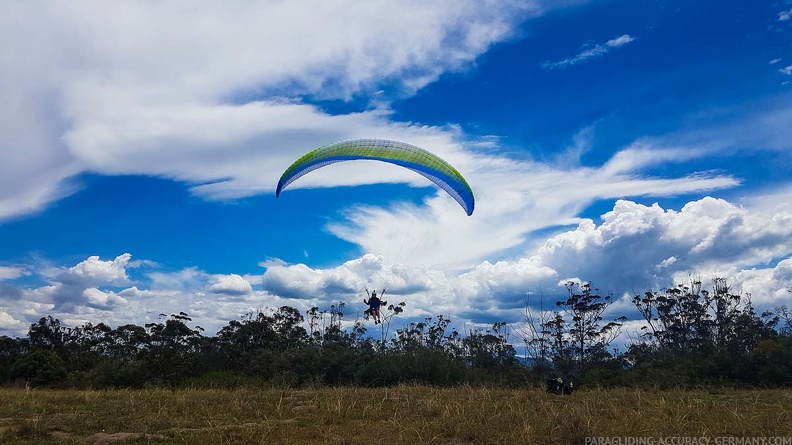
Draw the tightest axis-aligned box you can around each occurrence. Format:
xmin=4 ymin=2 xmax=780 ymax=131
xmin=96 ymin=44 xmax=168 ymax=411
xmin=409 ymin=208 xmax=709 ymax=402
xmin=601 ymin=142 xmax=709 ymax=175
xmin=0 ymin=255 xmax=321 ymax=336
xmin=58 ymin=254 xmax=132 ymax=287
xmin=209 ymin=274 xmax=253 ymax=296
xmin=540 ymin=34 xmax=635 ymax=69
xmin=727 ymin=259 xmax=792 ymax=305
xmin=779 ymin=9 xmax=792 ymax=21
xmin=262 ymin=194 xmax=792 ymax=325
xmin=118 ymin=286 xmax=157 ymax=299
xmin=770 ymin=58 xmax=782 ymax=65
xmin=529 ymin=198 xmax=792 ymax=293
xmin=0 ymin=0 xmax=549 ymax=220
xmin=11 ymin=254 xmax=134 ymax=312
xmin=625 ymin=95 xmax=792 ymax=158
xmin=0 ymin=266 xmax=25 ymax=281
xmin=780 ymin=66 xmax=792 ymax=76
xmin=0 ymin=309 xmax=25 ymax=334
xmin=261 ymin=258 xmax=368 ymax=300
xmin=553 ymin=126 xmax=594 ymax=166
xmin=325 ymin=142 xmax=738 ymax=271
xmin=147 ymin=267 xmax=206 ymax=291
xmin=606 ymin=35 xmax=635 ymax=47
xmin=739 ymin=184 xmax=792 ymax=214
xmin=1 ymin=191 xmax=791 ymax=338
xmin=83 ymin=288 xmax=128 ymax=310
xmin=1 ymin=1 xmax=790 ymax=342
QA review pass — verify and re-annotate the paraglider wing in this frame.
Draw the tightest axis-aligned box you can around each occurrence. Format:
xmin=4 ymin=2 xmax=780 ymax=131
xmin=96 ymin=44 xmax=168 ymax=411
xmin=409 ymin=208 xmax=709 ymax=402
xmin=276 ymin=138 xmax=475 ymax=215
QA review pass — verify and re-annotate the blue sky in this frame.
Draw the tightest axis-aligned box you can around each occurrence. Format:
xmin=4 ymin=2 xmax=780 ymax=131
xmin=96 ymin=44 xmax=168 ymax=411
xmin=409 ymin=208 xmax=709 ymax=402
xmin=1 ymin=0 xmax=791 ymax=340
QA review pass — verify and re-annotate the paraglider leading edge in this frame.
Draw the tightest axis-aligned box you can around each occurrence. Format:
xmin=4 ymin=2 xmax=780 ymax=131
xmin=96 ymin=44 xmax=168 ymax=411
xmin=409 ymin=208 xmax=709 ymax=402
xmin=275 ymin=138 xmax=475 ymax=216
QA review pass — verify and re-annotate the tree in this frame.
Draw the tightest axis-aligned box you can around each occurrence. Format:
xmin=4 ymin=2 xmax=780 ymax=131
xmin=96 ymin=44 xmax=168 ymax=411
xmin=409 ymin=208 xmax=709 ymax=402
xmin=106 ymin=324 xmax=150 ymax=361
xmin=28 ymin=316 xmax=67 ymax=356
xmin=218 ymin=306 xmax=310 ymax=380
xmin=632 ymin=278 xmax=713 ymax=353
xmin=141 ymin=312 xmax=204 ymax=385
xmin=518 ymin=291 xmax=554 ymax=373
xmin=305 ymin=302 xmax=345 ymax=345
xmin=775 ymin=305 xmax=792 ymax=335
xmin=557 ymin=281 xmax=625 ymax=371
xmin=629 ymin=277 xmax=783 ymax=385
xmin=9 ymin=349 xmax=67 ymax=387
xmin=62 ymin=322 xmax=113 ymax=374
xmin=362 ymin=315 xmax=465 ymax=387
xmin=393 ymin=315 xmax=457 ymax=352
xmin=633 ymin=277 xmax=777 ymax=354
xmin=376 ymin=301 xmax=405 ymax=347
xmin=463 ymin=322 xmax=518 ymax=372
xmin=0 ymin=336 xmax=26 ymax=382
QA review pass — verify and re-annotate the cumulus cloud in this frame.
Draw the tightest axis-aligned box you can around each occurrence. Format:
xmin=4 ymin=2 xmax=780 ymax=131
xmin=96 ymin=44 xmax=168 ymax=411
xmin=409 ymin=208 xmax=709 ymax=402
xmin=261 ymin=254 xmax=442 ymax=300
xmin=56 ymin=254 xmax=132 ymax=287
xmin=83 ymin=288 xmax=128 ymax=310
xmin=118 ymin=286 xmax=157 ymax=299
xmin=0 ymin=310 xmax=25 ymax=335
xmin=724 ymin=259 xmax=792 ymax=305
xmin=740 ymin=184 xmax=792 ymax=214
xmin=260 ymin=195 xmax=792 ymax=330
xmin=0 ymin=254 xmax=145 ymax=318
xmin=262 ymin=256 xmax=369 ymax=300
xmin=524 ymin=195 xmax=792 ymax=309
xmin=3 ymin=255 xmax=137 ymax=313
xmin=540 ymin=34 xmax=635 ymax=69
xmin=780 ymin=66 xmax=792 ymax=76
xmin=528 ymin=198 xmax=792 ymax=296
xmin=209 ymin=274 xmax=253 ymax=296
xmin=0 ymin=254 xmax=322 ymax=336
xmin=1 ymin=192 xmax=791 ymax=339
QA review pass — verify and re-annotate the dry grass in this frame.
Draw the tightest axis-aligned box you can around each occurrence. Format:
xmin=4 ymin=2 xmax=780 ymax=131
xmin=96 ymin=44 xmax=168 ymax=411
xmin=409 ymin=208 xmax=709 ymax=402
xmin=0 ymin=386 xmax=789 ymax=444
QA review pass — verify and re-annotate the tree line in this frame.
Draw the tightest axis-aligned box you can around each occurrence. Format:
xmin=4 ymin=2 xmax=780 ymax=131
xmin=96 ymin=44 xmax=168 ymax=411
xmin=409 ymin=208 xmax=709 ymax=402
xmin=1 ymin=278 xmax=790 ymax=388
xmin=520 ymin=279 xmax=792 ymax=387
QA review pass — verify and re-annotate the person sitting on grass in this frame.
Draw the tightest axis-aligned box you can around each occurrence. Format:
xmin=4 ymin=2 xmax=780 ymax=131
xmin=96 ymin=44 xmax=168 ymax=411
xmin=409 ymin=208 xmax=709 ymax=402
xmin=546 ymin=374 xmax=575 ymax=395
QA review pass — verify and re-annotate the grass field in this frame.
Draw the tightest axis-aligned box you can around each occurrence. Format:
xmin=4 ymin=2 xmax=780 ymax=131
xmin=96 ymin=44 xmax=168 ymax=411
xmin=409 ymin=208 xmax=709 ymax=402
xmin=0 ymin=386 xmax=790 ymax=444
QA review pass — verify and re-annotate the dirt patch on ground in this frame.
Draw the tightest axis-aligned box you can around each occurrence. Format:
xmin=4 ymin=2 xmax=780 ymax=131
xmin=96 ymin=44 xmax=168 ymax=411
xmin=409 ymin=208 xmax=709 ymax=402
xmin=85 ymin=432 xmax=167 ymax=444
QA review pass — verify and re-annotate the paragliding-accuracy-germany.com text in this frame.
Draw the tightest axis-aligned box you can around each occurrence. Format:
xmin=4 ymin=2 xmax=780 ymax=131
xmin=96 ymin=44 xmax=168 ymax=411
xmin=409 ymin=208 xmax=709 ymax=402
xmin=585 ymin=438 xmax=792 ymax=445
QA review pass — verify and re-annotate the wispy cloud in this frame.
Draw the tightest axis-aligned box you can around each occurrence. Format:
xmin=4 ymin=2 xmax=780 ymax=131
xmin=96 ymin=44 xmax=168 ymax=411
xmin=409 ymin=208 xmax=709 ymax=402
xmin=0 ymin=0 xmax=544 ymax=221
xmin=769 ymin=58 xmax=781 ymax=65
xmin=779 ymin=9 xmax=792 ymax=21
xmin=780 ymin=66 xmax=792 ymax=75
xmin=540 ymin=34 xmax=635 ymax=70
xmin=0 ymin=266 xmax=25 ymax=280
xmin=323 ymin=96 xmax=792 ymax=272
